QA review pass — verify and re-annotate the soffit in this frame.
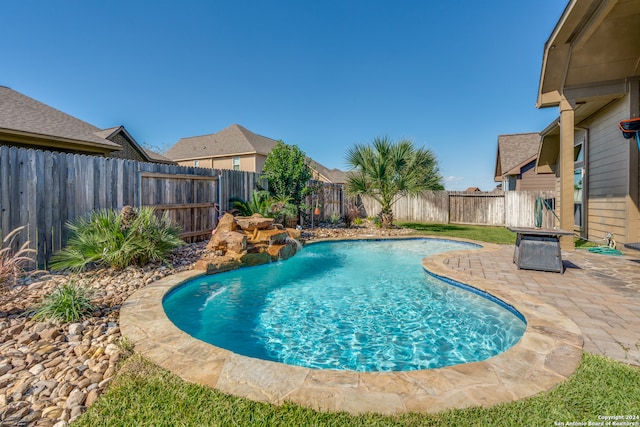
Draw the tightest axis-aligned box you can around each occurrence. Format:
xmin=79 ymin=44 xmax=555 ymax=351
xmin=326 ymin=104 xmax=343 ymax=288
xmin=538 ymin=0 xmax=640 ymax=107
xmin=536 ymin=122 xmax=561 ymax=173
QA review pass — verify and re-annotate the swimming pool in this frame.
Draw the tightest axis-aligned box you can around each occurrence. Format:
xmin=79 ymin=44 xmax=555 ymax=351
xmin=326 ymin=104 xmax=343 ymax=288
xmin=163 ymin=238 xmax=526 ymax=372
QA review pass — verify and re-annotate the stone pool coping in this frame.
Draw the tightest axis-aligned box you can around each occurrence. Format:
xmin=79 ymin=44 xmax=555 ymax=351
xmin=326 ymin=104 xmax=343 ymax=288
xmin=120 ymin=238 xmax=583 ymax=415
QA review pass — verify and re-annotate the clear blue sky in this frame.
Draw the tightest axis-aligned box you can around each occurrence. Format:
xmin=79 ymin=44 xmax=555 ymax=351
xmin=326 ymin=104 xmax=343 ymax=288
xmin=2 ymin=1 xmax=567 ymax=191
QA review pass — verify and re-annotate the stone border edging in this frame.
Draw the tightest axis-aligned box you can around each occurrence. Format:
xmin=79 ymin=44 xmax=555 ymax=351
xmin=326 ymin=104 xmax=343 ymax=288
xmin=120 ymin=239 xmax=583 ymax=414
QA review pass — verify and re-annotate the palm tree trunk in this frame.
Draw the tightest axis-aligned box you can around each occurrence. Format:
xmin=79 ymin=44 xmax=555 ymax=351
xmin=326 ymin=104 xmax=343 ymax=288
xmin=380 ymin=207 xmax=394 ymax=229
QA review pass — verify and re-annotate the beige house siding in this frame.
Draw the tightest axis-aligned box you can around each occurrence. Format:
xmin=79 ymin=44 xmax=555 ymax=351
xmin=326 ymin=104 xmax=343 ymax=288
xmin=212 ymin=157 xmax=235 ymax=170
xmin=177 ymin=154 xmax=266 ymax=173
xmin=583 ymin=97 xmax=636 ymax=244
xmin=255 ymin=155 xmax=267 ymax=173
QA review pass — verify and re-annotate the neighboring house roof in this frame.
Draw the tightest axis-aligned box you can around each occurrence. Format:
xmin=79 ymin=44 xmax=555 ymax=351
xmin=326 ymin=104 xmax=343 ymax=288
xmin=0 ymin=86 xmax=173 ymax=163
xmin=0 ymin=86 xmax=122 ymax=154
xmin=166 ymin=124 xmax=279 ymax=161
xmin=494 ymin=133 xmax=541 ymax=181
xmin=96 ymin=125 xmax=175 ymax=164
xmin=168 ymin=124 xmax=349 ymax=183
xmin=308 ymin=159 xmax=349 ymax=184
xmin=142 ymin=148 xmax=175 ymax=164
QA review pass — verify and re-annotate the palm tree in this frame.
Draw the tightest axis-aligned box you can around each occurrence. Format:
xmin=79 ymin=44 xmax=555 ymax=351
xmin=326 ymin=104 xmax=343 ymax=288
xmin=345 ymin=136 xmax=443 ymax=228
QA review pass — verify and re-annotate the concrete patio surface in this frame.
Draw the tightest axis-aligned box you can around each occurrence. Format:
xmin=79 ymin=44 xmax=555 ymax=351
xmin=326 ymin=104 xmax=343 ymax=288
xmin=119 ymin=238 xmax=621 ymax=415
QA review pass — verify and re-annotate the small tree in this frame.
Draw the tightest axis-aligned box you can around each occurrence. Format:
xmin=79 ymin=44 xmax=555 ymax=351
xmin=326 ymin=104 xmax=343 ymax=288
xmin=262 ymin=141 xmax=313 ymax=221
xmin=345 ymin=136 xmax=444 ymax=228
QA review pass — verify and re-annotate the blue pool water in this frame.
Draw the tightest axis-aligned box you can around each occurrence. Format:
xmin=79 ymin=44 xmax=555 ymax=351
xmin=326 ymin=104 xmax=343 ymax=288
xmin=163 ymin=239 xmax=526 ymax=372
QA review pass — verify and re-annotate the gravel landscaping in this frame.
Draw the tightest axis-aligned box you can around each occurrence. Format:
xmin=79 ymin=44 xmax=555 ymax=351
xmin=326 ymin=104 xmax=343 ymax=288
xmin=1 ymin=223 xmax=412 ymax=426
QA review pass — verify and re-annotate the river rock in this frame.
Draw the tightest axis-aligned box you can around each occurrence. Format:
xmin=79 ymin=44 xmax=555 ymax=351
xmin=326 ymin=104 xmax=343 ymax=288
xmin=65 ymin=388 xmax=86 ymax=408
xmin=43 ymin=405 xmax=64 ymax=419
xmin=67 ymin=323 xmax=84 ymax=336
xmin=85 ymin=388 xmax=100 ymax=406
xmin=17 ymin=331 xmax=40 ymax=345
xmin=29 ymin=363 xmax=45 ymax=375
xmin=40 ymin=327 xmax=62 ymax=340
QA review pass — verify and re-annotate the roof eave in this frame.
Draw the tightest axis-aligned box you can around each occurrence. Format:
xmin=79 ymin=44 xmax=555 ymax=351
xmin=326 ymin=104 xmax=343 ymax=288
xmin=0 ymin=128 xmax=122 ymax=154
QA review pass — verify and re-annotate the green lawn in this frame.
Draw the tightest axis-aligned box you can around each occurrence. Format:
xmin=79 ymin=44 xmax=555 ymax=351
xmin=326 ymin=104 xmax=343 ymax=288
xmin=75 ymin=353 xmax=640 ymax=427
xmin=399 ymin=222 xmax=517 ymax=244
xmin=400 ymin=222 xmax=596 ymax=248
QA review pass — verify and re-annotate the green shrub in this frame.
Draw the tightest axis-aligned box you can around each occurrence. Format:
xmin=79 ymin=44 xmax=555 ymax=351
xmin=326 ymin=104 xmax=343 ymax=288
xmin=50 ymin=207 xmax=184 ymax=272
xmin=230 ymin=191 xmax=297 ymax=225
xmin=31 ymin=281 xmax=95 ymax=323
xmin=329 ymin=213 xmax=341 ymax=225
xmin=229 ymin=191 xmax=271 ymax=217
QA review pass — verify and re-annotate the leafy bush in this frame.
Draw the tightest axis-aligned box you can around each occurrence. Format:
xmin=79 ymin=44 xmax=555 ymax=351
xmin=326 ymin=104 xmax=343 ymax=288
xmin=230 ymin=191 xmax=297 ymax=225
xmin=267 ymin=195 xmax=297 ymax=225
xmin=31 ymin=281 xmax=95 ymax=323
xmin=50 ymin=207 xmax=184 ymax=272
xmin=262 ymin=141 xmax=312 ymax=216
xmin=1 ymin=226 xmax=38 ymax=300
xmin=229 ymin=191 xmax=271 ymax=217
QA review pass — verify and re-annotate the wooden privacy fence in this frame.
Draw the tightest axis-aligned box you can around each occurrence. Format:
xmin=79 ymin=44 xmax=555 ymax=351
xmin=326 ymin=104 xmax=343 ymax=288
xmin=0 ymin=146 xmax=262 ymax=267
xmin=361 ymin=190 xmax=557 ymax=228
xmin=139 ymin=172 xmax=218 ymax=242
xmin=300 ymin=181 xmax=345 ymax=224
xmin=1 ymin=146 xmax=559 ymax=268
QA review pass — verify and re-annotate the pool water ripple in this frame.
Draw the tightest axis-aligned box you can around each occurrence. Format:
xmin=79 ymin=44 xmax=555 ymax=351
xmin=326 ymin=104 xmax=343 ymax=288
xmin=164 ymin=239 xmax=526 ymax=372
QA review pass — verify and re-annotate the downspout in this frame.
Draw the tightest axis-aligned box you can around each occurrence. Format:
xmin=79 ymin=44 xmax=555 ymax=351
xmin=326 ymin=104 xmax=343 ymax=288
xmin=575 ymin=126 xmax=589 ymax=239
xmin=559 ymin=97 xmax=576 ymax=250
xmin=217 ymin=172 xmax=223 ymax=227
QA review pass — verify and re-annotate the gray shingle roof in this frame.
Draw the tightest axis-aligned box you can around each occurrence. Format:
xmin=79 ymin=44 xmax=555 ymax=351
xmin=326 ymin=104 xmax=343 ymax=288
xmin=166 ymin=124 xmax=279 ymax=160
xmin=496 ymin=133 xmax=541 ymax=176
xmin=142 ymin=148 xmax=175 ymax=164
xmin=0 ymin=86 xmax=121 ymax=150
xmin=308 ymin=158 xmax=350 ymax=184
xmin=96 ymin=125 xmax=175 ymax=164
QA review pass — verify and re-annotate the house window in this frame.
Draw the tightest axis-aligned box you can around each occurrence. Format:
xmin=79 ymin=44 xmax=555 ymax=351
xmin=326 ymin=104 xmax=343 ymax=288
xmin=232 ymin=157 xmax=240 ymax=171
xmin=574 ymin=140 xmax=585 ymax=230
xmin=194 ymin=160 xmax=199 ymax=167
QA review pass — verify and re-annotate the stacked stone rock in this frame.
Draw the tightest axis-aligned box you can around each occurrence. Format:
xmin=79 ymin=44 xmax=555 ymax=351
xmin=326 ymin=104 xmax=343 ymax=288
xmin=194 ymin=213 xmax=302 ymax=274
